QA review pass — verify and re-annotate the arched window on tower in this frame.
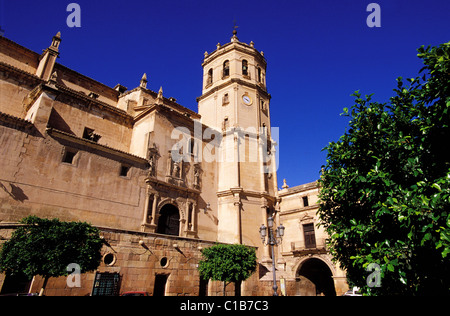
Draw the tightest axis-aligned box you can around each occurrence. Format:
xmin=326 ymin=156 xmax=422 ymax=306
xmin=242 ymin=60 xmax=248 ymax=76
xmin=207 ymin=68 xmax=213 ymax=86
xmin=223 ymin=60 xmax=230 ymax=78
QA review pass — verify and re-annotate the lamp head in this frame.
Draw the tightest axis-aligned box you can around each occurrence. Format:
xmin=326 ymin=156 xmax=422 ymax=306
xmin=259 ymin=224 xmax=267 ymax=238
xmin=277 ymin=224 xmax=285 ymax=238
xmin=267 ymin=216 xmax=274 ymax=228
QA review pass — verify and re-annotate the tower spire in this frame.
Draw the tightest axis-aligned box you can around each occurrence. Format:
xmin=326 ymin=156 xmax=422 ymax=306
xmin=140 ymin=73 xmax=148 ymax=89
xmin=156 ymin=86 xmax=163 ymax=104
xmin=36 ymin=31 xmax=62 ymax=81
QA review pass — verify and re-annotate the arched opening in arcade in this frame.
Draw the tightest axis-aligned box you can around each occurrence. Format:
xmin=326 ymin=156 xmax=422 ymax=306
xmin=295 ymin=258 xmax=336 ymax=296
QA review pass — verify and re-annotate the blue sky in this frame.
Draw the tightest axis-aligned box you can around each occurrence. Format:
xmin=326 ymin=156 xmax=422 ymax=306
xmin=1 ymin=0 xmax=449 ymax=188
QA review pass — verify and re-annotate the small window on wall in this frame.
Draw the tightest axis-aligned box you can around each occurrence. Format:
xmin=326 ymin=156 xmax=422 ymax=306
xmin=120 ymin=165 xmax=131 ymax=177
xmin=62 ymin=148 xmax=77 ymax=165
xmin=222 ymin=93 xmax=229 ymax=105
xmin=103 ymin=253 xmax=116 ymax=266
xmin=302 ymin=196 xmax=309 ymax=207
xmin=262 ymin=123 xmax=267 ymax=137
xmin=83 ymin=127 xmax=101 ymax=143
xmin=260 ymin=100 xmax=266 ymax=111
xmin=223 ymin=117 xmax=229 ymax=131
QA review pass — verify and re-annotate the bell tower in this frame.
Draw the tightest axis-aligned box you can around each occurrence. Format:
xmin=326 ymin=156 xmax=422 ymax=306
xmin=197 ymin=31 xmax=278 ymax=249
xmin=197 ymin=29 xmax=271 ymax=132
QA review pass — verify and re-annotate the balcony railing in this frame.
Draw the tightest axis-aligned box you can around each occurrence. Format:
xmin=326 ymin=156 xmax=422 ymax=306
xmin=287 ymin=237 xmax=328 ymax=255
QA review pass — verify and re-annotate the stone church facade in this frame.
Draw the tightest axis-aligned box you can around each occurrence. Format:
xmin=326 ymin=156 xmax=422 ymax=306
xmin=0 ymin=31 xmax=347 ymax=296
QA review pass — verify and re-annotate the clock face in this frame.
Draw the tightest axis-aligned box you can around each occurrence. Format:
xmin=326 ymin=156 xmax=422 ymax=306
xmin=242 ymin=95 xmax=252 ymax=105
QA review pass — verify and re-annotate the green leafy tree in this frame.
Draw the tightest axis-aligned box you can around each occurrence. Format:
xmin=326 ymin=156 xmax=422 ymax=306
xmin=198 ymin=244 xmax=257 ymax=296
xmin=318 ymin=42 xmax=450 ymax=295
xmin=0 ymin=216 xmax=104 ymax=295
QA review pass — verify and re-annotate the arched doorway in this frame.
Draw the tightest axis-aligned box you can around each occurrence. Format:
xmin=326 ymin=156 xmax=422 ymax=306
xmin=296 ymin=258 xmax=336 ymax=296
xmin=157 ymin=204 xmax=180 ymax=236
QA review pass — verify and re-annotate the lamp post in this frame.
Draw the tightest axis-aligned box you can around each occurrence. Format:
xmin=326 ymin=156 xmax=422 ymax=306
xmin=259 ymin=216 xmax=285 ymax=296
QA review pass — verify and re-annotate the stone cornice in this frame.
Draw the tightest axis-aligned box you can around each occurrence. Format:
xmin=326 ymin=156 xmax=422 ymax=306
xmin=278 ymin=180 xmax=320 ymax=197
xmin=196 ymin=78 xmax=271 ymax=103
xmin=217 ymin=188 xmax=276 ymax=202
xmin=46 ymin=127 xmax=149 ymax=165
xmin=0 ymin=111 xmax=34 ymax=131
xmin=0 ymin=61 xmax=44 ymax=86
xmin=279 ymin=205 xmax=319 ymax=216
xmin=51 ymin=83 xmax=133 ymax=123
xmin=145 ymin=176 xmax=201 ymax=196
xmin=202 ymin=41 xmax=267 ymax=68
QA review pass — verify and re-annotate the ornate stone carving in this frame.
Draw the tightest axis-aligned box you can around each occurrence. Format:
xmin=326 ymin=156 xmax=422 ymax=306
xmin=147 ymin=144 xmax=160 ymax=178
xmin=193 ymin=163 xmax=202 ymax=190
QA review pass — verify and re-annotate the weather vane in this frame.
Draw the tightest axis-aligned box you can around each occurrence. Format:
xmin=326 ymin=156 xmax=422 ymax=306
xmin=232 ymin=19 xmax=239 ymax=35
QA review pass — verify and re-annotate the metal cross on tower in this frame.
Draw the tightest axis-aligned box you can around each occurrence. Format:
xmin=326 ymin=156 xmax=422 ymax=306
xmin=232 ymin=19 xmax=239 ymax=35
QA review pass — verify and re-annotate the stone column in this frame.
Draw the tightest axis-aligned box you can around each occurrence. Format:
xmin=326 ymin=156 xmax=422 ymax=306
xmin=141 ymin=191 xmax=158 ymax=232
xmin=142 ymin=193 xmax=151 ymax=227
xmin=185 ymin=201 xmax=191 ymax=233
xmin=191 ymin=202 xmax=197 ymax=232
xmin=150 ymin=193 xmax=159 ymax=225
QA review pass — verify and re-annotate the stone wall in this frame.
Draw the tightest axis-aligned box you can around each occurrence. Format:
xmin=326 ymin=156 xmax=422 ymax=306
xmin=5 ymin=227 xmax=259 ymax=296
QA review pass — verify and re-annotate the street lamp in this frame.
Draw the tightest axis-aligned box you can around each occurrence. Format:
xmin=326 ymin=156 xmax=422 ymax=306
xmin=259 ymin=216 xmax=285 ymax=296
